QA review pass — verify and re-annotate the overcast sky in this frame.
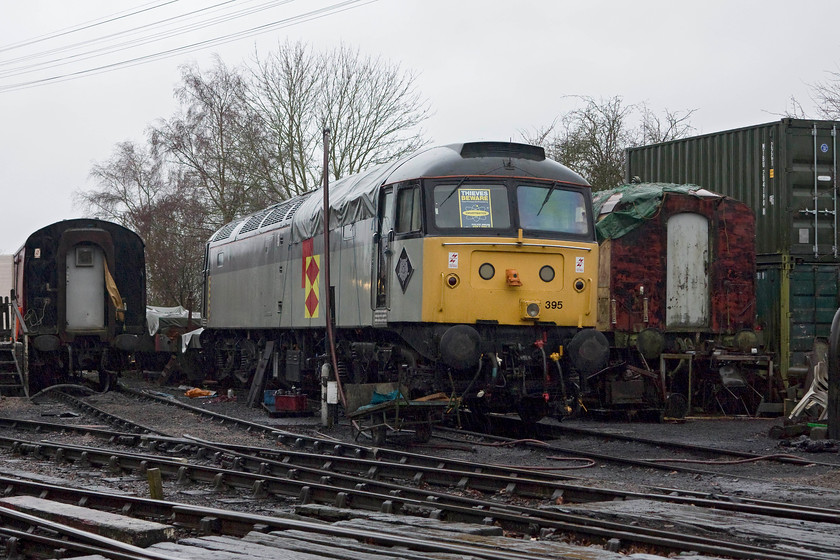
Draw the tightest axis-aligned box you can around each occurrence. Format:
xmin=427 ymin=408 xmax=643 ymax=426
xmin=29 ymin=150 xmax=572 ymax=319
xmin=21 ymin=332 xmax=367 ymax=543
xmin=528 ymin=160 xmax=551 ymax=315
xmin=0 ymin=0 xmax=837 ymax=253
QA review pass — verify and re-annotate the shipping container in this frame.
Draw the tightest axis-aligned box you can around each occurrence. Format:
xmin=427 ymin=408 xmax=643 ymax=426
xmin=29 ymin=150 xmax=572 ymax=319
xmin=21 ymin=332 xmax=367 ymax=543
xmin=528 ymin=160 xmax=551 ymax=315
xmin=627 ymin=119 xmax=840 ymax=381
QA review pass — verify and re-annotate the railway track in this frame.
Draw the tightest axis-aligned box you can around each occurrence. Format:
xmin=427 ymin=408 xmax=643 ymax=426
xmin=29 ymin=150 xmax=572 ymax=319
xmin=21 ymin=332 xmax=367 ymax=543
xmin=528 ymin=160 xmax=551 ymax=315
xmin=3 ymin=414 xmax=840 ymax=525
xmin=489 ymin=415 xmax=840 ymax=468
xmin=0 ymin=474 xmax=555 ymax=560
xmin=1 ymin=386 xmax=839 ymax=558
xmin=0 ymin=431 xmax=828 ymax=560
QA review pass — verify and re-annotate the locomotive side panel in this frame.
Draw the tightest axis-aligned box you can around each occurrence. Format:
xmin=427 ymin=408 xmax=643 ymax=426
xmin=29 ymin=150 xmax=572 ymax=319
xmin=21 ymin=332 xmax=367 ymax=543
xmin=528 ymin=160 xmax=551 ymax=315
xmin=207 ymin=230 xmax=290 ymax=329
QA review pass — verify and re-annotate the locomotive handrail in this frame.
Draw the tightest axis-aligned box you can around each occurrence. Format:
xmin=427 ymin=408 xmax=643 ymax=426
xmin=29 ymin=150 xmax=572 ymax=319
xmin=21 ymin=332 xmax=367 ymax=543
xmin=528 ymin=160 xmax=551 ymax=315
xmin=440 ymin=241 xmax=592 ymax=251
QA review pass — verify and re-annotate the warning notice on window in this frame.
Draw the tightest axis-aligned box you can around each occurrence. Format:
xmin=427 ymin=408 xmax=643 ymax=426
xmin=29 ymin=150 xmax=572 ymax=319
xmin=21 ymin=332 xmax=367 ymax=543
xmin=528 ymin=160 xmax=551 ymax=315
xmin=458 ymin=188 xmax=493 ymax=228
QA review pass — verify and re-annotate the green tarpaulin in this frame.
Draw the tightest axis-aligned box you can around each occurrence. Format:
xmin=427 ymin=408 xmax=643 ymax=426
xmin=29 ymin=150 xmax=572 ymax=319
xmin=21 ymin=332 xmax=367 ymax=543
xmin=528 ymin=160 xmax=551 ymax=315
xmin=592 ymin=182 xmax=719 ymax=241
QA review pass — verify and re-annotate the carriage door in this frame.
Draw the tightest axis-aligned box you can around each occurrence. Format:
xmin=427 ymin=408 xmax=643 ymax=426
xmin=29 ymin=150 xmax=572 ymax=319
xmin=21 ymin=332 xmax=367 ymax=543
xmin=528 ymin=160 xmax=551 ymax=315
xmin=374 ymin=188 xmax=395 ymax=314
xmin=666 ymin=214 xmax=709 ymax=328
xmin=66 ymin=244 xmax=105 ymax=330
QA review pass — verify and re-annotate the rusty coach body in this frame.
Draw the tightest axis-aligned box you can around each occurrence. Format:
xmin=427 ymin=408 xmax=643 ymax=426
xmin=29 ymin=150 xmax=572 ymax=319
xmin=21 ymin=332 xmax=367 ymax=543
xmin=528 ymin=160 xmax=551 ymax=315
xmin=591 ymin=184 xmax=765 ymax=416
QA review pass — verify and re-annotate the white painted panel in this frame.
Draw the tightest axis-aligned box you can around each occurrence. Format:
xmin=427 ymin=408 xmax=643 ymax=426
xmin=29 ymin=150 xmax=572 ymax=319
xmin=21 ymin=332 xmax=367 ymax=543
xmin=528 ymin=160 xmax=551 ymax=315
xmin=666 ymin=214 xmax=709 ymax=328
xmin=66 ymin=245 xmax=105 ymax=330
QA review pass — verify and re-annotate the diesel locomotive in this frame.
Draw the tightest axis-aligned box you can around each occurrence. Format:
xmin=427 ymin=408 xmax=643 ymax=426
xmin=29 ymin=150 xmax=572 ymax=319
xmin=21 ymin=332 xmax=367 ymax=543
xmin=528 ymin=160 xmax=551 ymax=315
xmin=13 ymin=219 xmax=146 ymax=392
xmin=201 ymin=142 xmax=610 ymax=421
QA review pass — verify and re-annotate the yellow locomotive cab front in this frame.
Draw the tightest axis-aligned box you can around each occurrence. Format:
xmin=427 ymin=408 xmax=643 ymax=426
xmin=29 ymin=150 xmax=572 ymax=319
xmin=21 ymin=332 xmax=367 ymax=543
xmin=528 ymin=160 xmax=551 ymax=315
xmin=421 ymin=234 xmax=598 ymax=328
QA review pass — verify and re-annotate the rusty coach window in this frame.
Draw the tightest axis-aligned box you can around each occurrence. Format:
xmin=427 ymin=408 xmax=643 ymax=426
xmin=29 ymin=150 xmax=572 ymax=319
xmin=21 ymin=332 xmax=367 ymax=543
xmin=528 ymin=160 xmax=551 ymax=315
xmin=433 ymin=183 xmax=511 ymax=229
xmin=517 ymin=184 xmax=588 ymax=234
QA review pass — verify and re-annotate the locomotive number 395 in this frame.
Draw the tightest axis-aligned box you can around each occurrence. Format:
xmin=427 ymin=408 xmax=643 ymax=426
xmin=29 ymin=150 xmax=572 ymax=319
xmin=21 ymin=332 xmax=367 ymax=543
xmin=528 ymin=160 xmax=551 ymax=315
xmin=545 ymin=300 xmax=563 ymax=309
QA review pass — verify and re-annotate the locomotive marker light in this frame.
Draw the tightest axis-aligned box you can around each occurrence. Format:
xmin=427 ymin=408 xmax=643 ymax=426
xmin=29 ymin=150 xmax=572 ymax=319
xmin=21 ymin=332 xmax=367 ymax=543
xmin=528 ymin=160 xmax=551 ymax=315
xmin=539 ymin=265 xmax=555 ymax=282
xmin=478 ymin=263 xmax=495 ymax=280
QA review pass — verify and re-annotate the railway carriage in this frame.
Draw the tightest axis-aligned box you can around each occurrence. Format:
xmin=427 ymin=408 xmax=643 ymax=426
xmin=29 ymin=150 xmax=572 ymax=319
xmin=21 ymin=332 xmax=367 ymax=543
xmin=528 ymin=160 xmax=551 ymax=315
xmin=202 ymin=142 xmax=610 ymax=421
xmin=592 ymin=184 xmax=763 ymax=416
xmin=13 ymin=219 xmax=146 ymax=392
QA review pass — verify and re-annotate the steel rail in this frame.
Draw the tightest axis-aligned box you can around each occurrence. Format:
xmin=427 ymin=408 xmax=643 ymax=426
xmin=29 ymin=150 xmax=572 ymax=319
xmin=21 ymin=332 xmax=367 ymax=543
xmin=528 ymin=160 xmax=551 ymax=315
xmin=0 ymin=433 xmax=818 ymax=560
xmin=465 ymin=417 xmax=835 ymax=479
xmin=0 ymin=504 xmax=181 ymax=560
xmin=0 ymin=475 xmax=533 ymax=560
xmin=521 ymin=419 xmax=840 ymax=468
xmin=4 ymin=415 xmax=835 ymax=525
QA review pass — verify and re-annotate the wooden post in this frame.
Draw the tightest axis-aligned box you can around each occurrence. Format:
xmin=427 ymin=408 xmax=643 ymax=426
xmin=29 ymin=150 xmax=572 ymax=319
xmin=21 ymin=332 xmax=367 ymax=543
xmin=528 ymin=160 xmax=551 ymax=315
xmin=147 ymin=468 xmax=164 ymax=500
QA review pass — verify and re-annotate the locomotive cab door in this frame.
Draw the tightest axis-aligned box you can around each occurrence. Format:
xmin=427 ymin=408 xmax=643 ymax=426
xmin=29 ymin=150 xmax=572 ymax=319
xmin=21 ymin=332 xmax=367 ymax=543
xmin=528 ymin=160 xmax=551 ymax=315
xmin=66 ymin=244 xmax=106 ymax=332
xmin=666 ymin=213 xmax=709 ymax=328
xmin=374 ymin=187 xmax=395 ymax=312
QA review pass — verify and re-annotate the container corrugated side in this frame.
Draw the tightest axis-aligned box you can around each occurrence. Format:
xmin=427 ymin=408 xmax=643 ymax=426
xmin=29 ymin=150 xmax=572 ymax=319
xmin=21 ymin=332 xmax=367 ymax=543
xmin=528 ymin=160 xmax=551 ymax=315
xmin=627 ymin=119 xmax=840 ymax=260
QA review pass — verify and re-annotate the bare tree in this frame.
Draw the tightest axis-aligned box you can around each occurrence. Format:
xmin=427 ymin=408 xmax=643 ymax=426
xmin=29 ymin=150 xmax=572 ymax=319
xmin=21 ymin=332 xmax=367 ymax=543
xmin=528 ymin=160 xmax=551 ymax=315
xmin=78 ymin=140 xmax=165 ymax=228
xmin=246 ymin=42 xmax=324 ymax=198
xmin=321 ymin=44 xmax=430 ymax=179
xmin=639 ymin=103 xmax=696 ymax=144
xmin=75 ymin=140 xmax=210 ymax=306
xmin=245 ymin=41 xmax=431 ymax=196
xmin=807 ymin=69 xmax=840 ymax=119
xmin=531 ymin=96 xmax=635 ymax=190
xmin=151 ymin=55 xmax=256 ymax=228
xmin=522 ymin=97 xmax=696 ymax=190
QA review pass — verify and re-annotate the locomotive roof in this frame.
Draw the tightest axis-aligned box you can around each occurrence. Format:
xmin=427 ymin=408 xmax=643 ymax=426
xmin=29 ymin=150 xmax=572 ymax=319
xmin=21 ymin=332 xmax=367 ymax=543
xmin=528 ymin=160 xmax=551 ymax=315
xmin=210 ymin=142 xmax=589 ymax=244
xmin=591 ymin=182 xmax=734 ymax=241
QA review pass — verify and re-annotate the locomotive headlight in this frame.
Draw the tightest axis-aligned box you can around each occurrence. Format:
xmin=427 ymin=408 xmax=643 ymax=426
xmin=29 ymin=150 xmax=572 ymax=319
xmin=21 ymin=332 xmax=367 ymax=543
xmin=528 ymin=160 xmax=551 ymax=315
xmin=520 ymin=300 xmax=541 ymax=319
xmin=539 ymin=265 xmax=555 ymax=282
xmin=446 ymin=273 xmax=460 ymax=288
xmin=574 ymin=278 xmax=586 ymax=292
xmin=478 ymin=263 xmax=495 ymax=280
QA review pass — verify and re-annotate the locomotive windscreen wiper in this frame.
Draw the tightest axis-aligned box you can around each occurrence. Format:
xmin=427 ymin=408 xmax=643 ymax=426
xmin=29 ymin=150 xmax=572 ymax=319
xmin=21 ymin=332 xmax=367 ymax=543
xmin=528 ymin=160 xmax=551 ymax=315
xmin=439 ymin=177 xmax=469 ymax=206
xmin=536 ymin=181 xmax=557 ymax=216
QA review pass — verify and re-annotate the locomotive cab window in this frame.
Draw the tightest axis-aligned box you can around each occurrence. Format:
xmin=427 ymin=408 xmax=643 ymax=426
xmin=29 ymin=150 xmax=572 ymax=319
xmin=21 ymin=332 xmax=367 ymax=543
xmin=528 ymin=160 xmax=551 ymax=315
xmin=396 ymin=186 xmax=422 ymax=233
xmin=433 ymin=183 xmax=510 ymax=230
xmin=517 ymin=184 xmax=589 ymax=235
xmin=216 ymin=252 xmax=224 ymax=267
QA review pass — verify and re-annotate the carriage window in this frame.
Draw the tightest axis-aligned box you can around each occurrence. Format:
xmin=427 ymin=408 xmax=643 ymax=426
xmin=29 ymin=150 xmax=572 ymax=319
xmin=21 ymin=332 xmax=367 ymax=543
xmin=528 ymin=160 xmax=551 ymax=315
xmin=75 ymin=247 xmax=94 ymax=267
xmin=433 ymin=184 xmax=510 ymax=229
xmin=517 ymin=184 xmax=589 ymax=234
xmin=395 ymin=186 xmax=422 ymax=233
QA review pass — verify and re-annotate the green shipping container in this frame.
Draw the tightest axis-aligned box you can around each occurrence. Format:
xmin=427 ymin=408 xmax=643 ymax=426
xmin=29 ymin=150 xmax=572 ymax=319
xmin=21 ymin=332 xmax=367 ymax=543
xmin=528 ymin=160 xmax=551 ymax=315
xmin=756 ymin=261 xmax=839 ymax=380
xmin=627 ymin=119 xmax=840 ymax=381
